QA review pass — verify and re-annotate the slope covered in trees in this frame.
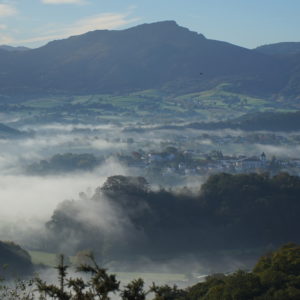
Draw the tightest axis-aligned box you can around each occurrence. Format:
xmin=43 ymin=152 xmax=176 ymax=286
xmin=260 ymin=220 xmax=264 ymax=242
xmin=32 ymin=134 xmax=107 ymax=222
xmin=184 ymin=110 xmax=300 ymax=131
xmin=27 ymin=153 xmax=100 ymax=174
xmin=0 ymin=241 xmax=33 ymax=278
xmin=188 ymin=243 xmax=300 ymax=300
xmin=46 ymin=173 xmax=300 ymax=263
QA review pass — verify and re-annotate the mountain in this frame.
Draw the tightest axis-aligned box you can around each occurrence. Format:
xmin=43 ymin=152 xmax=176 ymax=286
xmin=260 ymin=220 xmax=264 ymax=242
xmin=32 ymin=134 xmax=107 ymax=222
xmin=0 ymin=21 xmax=288 ymax=97
xmin=0 ymin=45 xmax=29 ymax=52
xmin=0 ymin=21 xmax=295 ymax=98
xmin=255 ymin=42 xmax=300 ymax=57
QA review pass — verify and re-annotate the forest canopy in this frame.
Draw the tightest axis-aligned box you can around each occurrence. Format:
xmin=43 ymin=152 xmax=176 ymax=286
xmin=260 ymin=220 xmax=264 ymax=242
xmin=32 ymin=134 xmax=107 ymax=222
xmin=46 ymin=172 xmax=300 ymax=264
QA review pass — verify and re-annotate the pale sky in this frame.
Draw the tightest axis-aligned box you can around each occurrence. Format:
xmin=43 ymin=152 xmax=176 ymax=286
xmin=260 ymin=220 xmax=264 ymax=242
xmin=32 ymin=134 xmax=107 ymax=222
xmin=0 ymin=0 xmax=299 ymax=49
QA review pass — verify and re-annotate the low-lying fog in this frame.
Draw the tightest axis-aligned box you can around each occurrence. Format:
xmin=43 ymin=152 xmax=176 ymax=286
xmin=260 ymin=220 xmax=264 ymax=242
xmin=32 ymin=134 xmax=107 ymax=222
xmin=1 ymin=123 xmax=299 ymax=230
xmin=0 ymin=122 xmax=299 ymax=280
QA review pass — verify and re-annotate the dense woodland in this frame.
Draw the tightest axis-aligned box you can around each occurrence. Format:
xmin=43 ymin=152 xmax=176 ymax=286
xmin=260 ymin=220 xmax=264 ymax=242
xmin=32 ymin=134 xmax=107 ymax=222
xmin=45 ymin=172 xmax=300 ymax=263
xmin=1 ymin=172 xmax=300 ymax=298
xmin=27 ymin=153 xmax=100 ymax=174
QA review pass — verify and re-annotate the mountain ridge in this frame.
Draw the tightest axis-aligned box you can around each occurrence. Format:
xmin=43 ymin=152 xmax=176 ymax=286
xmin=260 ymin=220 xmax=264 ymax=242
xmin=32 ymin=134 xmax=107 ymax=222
xmin=0 ymin=21 xmax=297 ymax=99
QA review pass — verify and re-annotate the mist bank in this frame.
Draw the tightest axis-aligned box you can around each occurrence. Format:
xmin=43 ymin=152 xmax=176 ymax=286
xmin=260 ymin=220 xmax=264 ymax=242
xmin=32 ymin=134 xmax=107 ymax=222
xmin=1 ymin=243 xmax=299 ymax=300
xmin=17 ymin=172 xmax=297 ymax=274
xmin=1 ymin=120 xmax=300 ymax=275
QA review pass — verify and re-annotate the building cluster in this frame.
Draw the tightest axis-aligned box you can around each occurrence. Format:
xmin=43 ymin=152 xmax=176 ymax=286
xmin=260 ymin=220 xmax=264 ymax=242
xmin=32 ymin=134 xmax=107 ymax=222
xmin=117 ymin=149 xmax=300 ymax=177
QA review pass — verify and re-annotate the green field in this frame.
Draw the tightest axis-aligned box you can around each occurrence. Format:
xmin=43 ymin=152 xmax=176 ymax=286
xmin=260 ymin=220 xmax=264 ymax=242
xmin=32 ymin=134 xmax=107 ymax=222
xmin=5 ymin=86 xmax=299 ymax=126
xmin=29 ymin=250 xmax=59 ymax=267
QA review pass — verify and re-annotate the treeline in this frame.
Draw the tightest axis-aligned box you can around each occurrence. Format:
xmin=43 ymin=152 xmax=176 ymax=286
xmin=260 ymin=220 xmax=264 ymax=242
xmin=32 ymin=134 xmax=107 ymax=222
xmin=27 ymin=153 xmax=101 ymax=174
xmin=1 ymin=243 xmax=300 ymax=299
xmin=154 ymin=110 xmax=300 ymax=132
xmin=187 ymin=243 xmax=300 ymax=300
xmin=188 ymin=111 xmax=300 ymax=131
xmin=46 ymin=172 xmax=300 ymax=263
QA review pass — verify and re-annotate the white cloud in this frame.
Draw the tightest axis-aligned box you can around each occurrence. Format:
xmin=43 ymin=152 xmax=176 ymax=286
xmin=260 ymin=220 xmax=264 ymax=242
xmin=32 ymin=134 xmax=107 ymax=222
xmin=0 ymin=33 xmax=14 ymax=44
xmin=68 ymin=13 xmax=139 ymax=36
xmin=0 ymin=24 xmax=7 ymax=30
xmin=42 ymin=0 xmax=85 ymax=4
xmin=18 ymin=12 xmax=139 ymax=45
xmin=0 ymin=4 xmax=17 ymax=17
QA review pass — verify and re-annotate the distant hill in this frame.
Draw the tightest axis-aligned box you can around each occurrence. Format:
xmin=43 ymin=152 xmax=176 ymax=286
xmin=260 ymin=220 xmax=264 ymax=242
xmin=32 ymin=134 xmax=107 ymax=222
xmin=255 ymin=42 xmax=300 ymax=57
xmin=27 ymin=153 xmax=101 ymax=175
xmin=0 ymin=45 xmax=29 ymax=52
xmin=0 ymin=21 xmax=292 ymax=98
xmin=187 ymin=110 xmax=300 ymax=132
xmin=0 ymin=241 xmax=33 ymax=277
xmin=0 ymin=123 xmax=24 ymax=138
xmin=152 ymin=110 xmax=300 ymax=132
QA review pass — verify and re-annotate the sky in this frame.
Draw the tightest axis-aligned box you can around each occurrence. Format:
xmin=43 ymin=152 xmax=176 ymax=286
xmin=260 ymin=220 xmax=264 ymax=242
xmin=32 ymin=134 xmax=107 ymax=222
xmin=0 ymin=0 xmax=299 ymax=49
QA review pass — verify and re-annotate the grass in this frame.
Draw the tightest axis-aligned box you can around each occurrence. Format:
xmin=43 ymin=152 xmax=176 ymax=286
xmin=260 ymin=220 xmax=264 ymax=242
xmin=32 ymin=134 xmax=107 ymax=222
xmin=9 ymin=87 xmax=300 ymax=126
xmin=29 ymin=250 xmax=59 ymax=267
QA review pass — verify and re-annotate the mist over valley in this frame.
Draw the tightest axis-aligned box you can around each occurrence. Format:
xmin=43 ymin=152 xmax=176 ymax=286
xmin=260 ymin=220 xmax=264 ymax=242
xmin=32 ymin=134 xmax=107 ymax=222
xmin=0 ymin=16 xmax=300 ymax=299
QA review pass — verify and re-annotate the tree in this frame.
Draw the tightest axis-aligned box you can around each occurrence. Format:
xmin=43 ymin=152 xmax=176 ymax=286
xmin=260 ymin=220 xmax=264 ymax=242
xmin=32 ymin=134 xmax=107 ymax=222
xmin=121 ymin=279 xmax=146 ymax=300
xmin=36 ymin=253 xmax=120 ymax=300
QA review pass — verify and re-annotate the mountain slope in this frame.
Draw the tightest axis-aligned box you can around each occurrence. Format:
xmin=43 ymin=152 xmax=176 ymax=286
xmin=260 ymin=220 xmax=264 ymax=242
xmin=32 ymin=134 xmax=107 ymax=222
xmin=0 ymin=241 xmax=33 ymax=277
xmin=0 ymin=45 xmax=29 ymax=52
xmin=0 ymin=123 xmax=24 ymax=138
xmin=0 ymin=21 xmax=290 ymax=97
xmin=187 ymin=110 xmax=300 ymax=131
xmin=255 ymin=42 xmax=300 ymax=57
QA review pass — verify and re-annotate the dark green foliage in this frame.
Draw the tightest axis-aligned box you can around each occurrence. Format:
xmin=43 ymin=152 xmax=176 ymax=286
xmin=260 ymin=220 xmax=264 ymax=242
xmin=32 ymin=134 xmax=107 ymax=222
xmin=101 ymin=175 xmax=149 ymax=196
xmin=36 ymin=255 xmax=71 ymax=300
xmin=0 ymin=278 xmax=35 ymax=300
xmin=36 ymin=253 xmax=120 ymax=300
xmin=150 ymin=283 xmax=187 ymax=300
xmin=185 ymin=243 xmax=300 ymax=300
xmin=47 ymin=173 xmax=300 ymax=261
xmin=121 ymin=279 xmax=146 ymax=300
xmin=1 ymin=244 xmax=300 ymax=299
xmin=186 ymin=271 xmax=262 ymax=300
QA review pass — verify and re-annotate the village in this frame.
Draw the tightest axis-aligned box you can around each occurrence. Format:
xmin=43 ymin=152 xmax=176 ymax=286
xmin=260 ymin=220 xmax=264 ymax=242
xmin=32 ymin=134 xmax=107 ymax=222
xmin=116 ymin=147 xmax=300 ymax=178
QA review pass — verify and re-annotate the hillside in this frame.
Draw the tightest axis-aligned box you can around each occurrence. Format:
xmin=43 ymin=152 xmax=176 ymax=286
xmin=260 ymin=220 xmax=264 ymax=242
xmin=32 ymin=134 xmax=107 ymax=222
xmin=186 ymin=110 xmax=300 ymax=131
xmin=0 ymin=45 xmax=29 ymax=52
xmin=0 ymin=241 xmax=33 ymax=277
xmin=255 ymin=42 xmax=300 ymax=57
xmin=45 ymin=173 xmax=300 ymax=263
xmin=0 ymin=123 xmax=24 ymax=138
xmin=0 ymin=21 xmax=291 ymax=98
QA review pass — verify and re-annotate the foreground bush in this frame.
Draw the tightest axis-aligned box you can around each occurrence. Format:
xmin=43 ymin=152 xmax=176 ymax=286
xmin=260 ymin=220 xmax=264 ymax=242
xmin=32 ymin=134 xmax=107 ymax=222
xmin=1 ymin=244 xmax=300 ymax=299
